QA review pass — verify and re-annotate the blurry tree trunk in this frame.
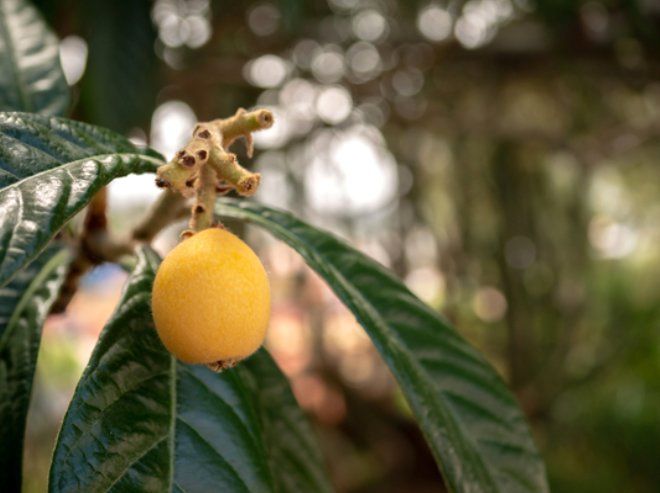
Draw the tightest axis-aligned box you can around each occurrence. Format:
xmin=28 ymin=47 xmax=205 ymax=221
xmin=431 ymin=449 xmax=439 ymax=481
xmin=491 ymin=141 xmax=535 ymax=392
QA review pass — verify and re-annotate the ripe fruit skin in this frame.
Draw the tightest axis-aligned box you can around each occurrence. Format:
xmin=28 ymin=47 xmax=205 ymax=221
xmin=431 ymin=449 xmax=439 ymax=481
xmin=151 ymin=228 xmax=270 ymax=364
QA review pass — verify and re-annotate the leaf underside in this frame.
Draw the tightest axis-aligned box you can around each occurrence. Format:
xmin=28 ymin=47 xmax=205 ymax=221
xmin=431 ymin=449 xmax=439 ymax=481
xmin=215 ymin=198 xmax=549 ymax=493
xmin=0 ymin=112 xmax=164 ymax=287
xmin=49 ymin=247 xmax=332 ymax=493
xmin=0 ymin=0 xmax=69 ymax=115
xmin=0 ymin=245 xmax=70 ymax=491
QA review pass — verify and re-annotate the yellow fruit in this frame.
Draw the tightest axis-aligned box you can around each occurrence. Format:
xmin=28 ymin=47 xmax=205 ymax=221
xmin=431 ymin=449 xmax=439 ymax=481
xmin=151 ymin=228 xmax=271 ymax=365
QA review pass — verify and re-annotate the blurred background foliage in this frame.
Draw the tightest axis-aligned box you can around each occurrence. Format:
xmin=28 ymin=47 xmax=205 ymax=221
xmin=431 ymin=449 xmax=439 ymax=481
xmin=22 ymin=0 xmax=660 ymax=492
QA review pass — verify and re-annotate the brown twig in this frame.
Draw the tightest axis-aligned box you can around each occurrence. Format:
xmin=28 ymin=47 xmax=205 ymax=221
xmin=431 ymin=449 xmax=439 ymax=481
xmin=132 ymin=190 xmax=188 ymax=243
xmin=155 ymin=108 xmax=272 ymax=197
xmin=52 ymin=188 xmax=189 ymax=313
xmin=53 ymin=189 xmax=111 ymax=313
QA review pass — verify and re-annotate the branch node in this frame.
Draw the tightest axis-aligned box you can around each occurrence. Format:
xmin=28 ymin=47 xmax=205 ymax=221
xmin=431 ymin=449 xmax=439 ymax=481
xmin=155 ymin=108 xmax=274 ymax=233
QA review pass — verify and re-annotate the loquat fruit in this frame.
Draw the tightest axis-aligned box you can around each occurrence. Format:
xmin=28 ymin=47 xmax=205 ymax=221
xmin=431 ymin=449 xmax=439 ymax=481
xmin=151 ymin=228 xmax=270 ymax=367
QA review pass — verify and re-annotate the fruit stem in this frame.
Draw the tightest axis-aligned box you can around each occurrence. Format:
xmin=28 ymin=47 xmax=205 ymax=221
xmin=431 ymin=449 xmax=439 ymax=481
xmin=190 ymin=164 xmax=218 ymax=231
xmin=154 ymin=107 xmax=273 ymax=234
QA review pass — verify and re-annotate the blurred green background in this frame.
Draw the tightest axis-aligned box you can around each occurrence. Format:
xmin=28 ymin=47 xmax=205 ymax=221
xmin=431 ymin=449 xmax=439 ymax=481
xmin=23 ymin=0 xmax=660 ymax=492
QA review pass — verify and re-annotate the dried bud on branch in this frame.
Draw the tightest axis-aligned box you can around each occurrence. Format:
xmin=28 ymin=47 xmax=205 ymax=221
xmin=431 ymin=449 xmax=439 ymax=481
xmin=155 ymin=108 xmax=273 ymax=231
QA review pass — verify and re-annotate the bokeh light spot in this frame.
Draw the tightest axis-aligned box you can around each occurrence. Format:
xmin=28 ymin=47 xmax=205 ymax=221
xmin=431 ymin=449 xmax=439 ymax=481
xmin=247 ymin=3 xmax=281 ymax=36
xmin=244 ymin=54 xmax=290 ymax=88
xmin=473 ymin=287 xmax=508 ymax=322
xmin=59 ymin=36 xmax=88 ymax=85
xmin=417 ymin=4 xmax=452 ymax=42
xmin=316 ymin=86 xmax=353 ymax=124
xmin=352 ymin=9 xmax=388 ymax=42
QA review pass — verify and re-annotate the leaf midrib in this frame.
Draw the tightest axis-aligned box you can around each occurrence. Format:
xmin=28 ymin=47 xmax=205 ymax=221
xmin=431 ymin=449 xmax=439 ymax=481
xmin=333 ymin=275 xmax=495 ymax=492
xmin=0 ymin=152 xmax=164 ymax=193
xmin=0 ymin=248 xmax=68 ymax=348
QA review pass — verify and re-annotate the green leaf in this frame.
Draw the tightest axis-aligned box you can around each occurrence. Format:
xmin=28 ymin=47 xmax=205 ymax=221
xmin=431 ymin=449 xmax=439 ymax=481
xmin=0 ymin=0 xmax=69 ymax=115
xmin=49 ymin=247 xmax=332 ymax=493
xmin=0 ymin=245 xmax=70 ymax=491
xmin=78 ymin=0 xmax=157 ymax=132
xmin=215 ymin=198 xmax=549 ymax=493
xmin=240 ymin=351 xmax=332 ymax=493
xmin=0 ymin=112 xmax=164 ymax=287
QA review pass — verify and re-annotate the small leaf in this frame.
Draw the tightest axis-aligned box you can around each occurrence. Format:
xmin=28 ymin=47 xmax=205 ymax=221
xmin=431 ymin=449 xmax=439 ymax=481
xmin=216 ymin=198 xmax=549 ymax=493
xmin=49 ymin=247 xmax=332 ymax=493
xmin=0 ymin=245 xmax=70 ymax=491
xmin=0 ymin=112 xmax=164 ymax=287
xmin=0 ymin=0 xmax=69 ymax=115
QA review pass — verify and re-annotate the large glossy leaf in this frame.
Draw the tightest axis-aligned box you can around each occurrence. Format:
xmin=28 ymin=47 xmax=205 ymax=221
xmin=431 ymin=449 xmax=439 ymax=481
xmin=0 ymin=112 xmax=163 ymax=287
xmin=0 ymin=245 xmax=70 ymax=491
xmin=215 ymin=198 xmax=549 ymax=493
xmin=0 ymin=0 xmax=69 ymax=115
xmin=49 ymin=247 xmax=332 ymax=493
